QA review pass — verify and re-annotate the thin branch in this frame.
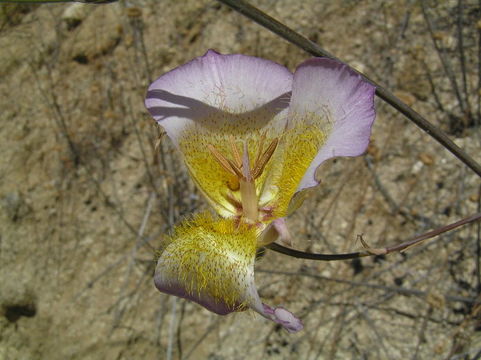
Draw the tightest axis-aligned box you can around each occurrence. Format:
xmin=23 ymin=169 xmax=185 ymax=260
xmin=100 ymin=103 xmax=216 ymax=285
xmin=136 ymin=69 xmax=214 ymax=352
xmin=166 ymin=297 xmax=177 ymax=360
xmin=267 ymin=242 xmax=363 ymax=261
xmin=257 ymin=269 xmax=478 ymax=305
xmin=478 ymin=0 xmax=481 ymax=129
xmin=422 ymin=59 xmax=446 ymax=114
xmin=384 ymin=212 xmax=481 ymax=253
xmin=456 ymin=0 xmax=471 ymax=117
xmin=216 ymin=0 xmax=481 ymax=178
xmin=477 ymin=185 xmax=481 ymax=292
xmin=0 ymin=0 xmax=117 ymax=3
xmin=176 ymin=302 xmax=186 ymax=360
xmin=183 ymin=318 xmax=221 ymax=360
xmin=421 ymin=1 xmax=466 ymax=115
xmin=111 ymin=192 xmax=156 ymax=328
xmin=267 ymin=212 xmax=481 ymax=261
xmin=358 ymin=306 xmax=390 ymax=359
xmin=365 ymin=156 xmax=401 ymax=214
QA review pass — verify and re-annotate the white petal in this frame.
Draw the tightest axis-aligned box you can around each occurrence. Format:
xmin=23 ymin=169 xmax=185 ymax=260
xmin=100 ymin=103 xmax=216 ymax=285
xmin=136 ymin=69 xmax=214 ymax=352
xmin=145 ymin=50 xmax=293 ymax=145
xmin=288 ymin=58 xmax=376 ymax=191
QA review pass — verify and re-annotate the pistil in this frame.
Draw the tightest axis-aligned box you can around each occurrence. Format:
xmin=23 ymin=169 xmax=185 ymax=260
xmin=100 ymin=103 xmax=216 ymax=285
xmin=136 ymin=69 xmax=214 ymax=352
xmin=240 ymin=142 xmax=258 ymax=223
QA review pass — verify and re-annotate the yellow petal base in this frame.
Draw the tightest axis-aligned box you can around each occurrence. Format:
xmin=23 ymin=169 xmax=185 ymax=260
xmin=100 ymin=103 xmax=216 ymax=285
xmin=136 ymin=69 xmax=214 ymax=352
xmin=157 ymin=212 xmax=259 ymax=309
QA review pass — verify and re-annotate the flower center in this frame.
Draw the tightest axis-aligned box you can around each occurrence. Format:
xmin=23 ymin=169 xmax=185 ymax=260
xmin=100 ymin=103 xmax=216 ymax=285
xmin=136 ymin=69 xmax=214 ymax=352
xmin=207 ymin=134 xmax=278 ymax=223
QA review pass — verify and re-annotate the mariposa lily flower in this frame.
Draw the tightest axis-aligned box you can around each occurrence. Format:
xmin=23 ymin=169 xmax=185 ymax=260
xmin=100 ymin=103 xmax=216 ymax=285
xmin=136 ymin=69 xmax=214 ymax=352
xmin=145 ymin=50 xmax=375 ymax=332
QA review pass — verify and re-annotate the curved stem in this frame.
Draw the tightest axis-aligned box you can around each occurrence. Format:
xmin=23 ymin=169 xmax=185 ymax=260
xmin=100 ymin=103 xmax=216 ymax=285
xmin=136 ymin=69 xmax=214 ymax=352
xmin=267 ymin=213 xmax=481 ymax=261
xmin=266 ymin=243 xmax=365 ymax=261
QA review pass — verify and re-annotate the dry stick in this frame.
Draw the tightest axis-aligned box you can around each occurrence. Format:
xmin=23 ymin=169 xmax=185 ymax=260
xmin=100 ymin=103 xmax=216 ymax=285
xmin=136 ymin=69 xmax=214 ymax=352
xmin=216 ymin=0 xmax=481 ymax=178
xmin=478 ymin=0 xmax=481 ymax=130
xmin=414 ymin=308 xmax=433 ymax=360
xmin=365 ymin=156 xmax=401 ymax=215
xmin=183 ymin=319 xmax=221 ymax=360
xmin=288 ymin=245 xmax=462 ymax=352
xmin=176 ymin=302 xmax=186 ymax=360
xmin=27 ymin=60 xmax=80 ymax=165
xmin=301 ymin=235 xmax=461 ymax=331
xmin=456 ymin=0 xmax=472 ymax=117
xmin=126 ymin=98 xmax=163 ymax=209
xmin=423 ymin=59 xmax=446 ymax=115
xmin=472 ymin=347 xmax=481 ymax=360
xmin=421 ymin=1 xmax=466 ymax=116
xmin=127 ymin=8 xmax=153 ymax=84
xmin=111 ymin=192 xmax=156 ymax=329
xmin=477 ymin=185 xmax=481 ymax=292
xmin=357 ymin=306 xmax=390 ymax=359
xmin=366 ymin=154 xmax=434 ymax=226
xmin=166 ymin=297 xmax=177 ymax=360
xmin=263 ymin=270 xmax=468 ymax=355
xmin=257 ymin=269 xmax=477 ymax=305
xmin=0 ymin=0 xmax=117 ymax=2
xmin=267 ymin=212 xmax=481 ymax=261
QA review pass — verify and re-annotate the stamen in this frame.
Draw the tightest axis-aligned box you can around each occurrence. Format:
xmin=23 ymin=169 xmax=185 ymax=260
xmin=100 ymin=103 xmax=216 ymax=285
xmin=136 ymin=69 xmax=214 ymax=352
xmin=229 ymin=136 xmax=243 ymax=169
xmin=207 ymin=144 xmax=238 ymax=177
xmin=226 ymin=158 xmax=244 ymax=179
xmin=254 ymin=132 xmax=266 ymax=167
xmin=224 ymin=191 xmax=242 ymax=209
xmin=252 ymin=138 xmax=278 ymax=179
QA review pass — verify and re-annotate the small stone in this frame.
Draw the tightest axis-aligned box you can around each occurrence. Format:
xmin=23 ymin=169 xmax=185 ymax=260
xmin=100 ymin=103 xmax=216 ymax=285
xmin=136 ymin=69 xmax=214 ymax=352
xmin=411 ymin=160 xmax=424 ymax=174
xmin=469 ymin=194 xmax=479 ymax=203
xmin=419 ymin=153 xmax=434 ymax=166
xmin=68 ymin=4 xmax=122 ymax=62
xmin=394 ymin=91 xmax=416 ymax=107
xmin=367 ymin=142 xmax=381 ymax=162
xmin=125 ymin=7 xmax=142 ymax=18
xmin=350 ymin=61 xmax=367 ymax=74
xmin=434 ymin=341 xmax=446 ymax=355
xmin=426 ymin=291 xmax=445 ymax=310
xmin=1 ymin=192 xmax=31 ymax=222
xmin=432 ymin=31 xmax=444 ymax=41
xmin=61 ymin=3 xmax=89 ymax=29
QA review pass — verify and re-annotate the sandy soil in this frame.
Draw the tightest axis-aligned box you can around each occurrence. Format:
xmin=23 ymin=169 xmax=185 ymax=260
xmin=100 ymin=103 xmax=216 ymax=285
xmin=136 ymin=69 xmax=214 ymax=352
xmin=1 ymin=1 xmax=481 ymax=359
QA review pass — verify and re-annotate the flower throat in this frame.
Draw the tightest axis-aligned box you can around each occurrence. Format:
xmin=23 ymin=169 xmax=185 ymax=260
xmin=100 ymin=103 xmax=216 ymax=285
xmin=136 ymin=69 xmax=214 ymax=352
xmin=207 ymin=134 xmax=278 ymax=223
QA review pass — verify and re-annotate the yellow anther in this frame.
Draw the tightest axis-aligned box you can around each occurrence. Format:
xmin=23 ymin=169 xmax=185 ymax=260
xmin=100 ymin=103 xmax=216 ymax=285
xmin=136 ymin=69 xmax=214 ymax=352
xmin=252 ymin=138 xmax=278 ymax=180
xmin=229 ymin=136 xmax=243 ymax=169
xmin=254 ymin=132 xmax=266 ymax=167
xmin=207 ymin=144 xmax=240 ymax=177
xmin=208 ymin=135 xmax=278 ymax=183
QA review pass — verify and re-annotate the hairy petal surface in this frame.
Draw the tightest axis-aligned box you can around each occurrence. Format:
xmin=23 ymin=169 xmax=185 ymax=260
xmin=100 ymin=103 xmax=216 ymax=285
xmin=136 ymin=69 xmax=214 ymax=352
xmin=262 ymin=122 xmax=327 ymax=217
xmin=154 ymin=213 xmax=303 ymax=332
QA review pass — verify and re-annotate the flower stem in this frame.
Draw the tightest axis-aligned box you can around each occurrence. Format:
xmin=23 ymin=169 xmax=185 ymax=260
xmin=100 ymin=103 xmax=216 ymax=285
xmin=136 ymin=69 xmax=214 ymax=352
xmin=267 ymin=212 xmax=481 ymax=261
